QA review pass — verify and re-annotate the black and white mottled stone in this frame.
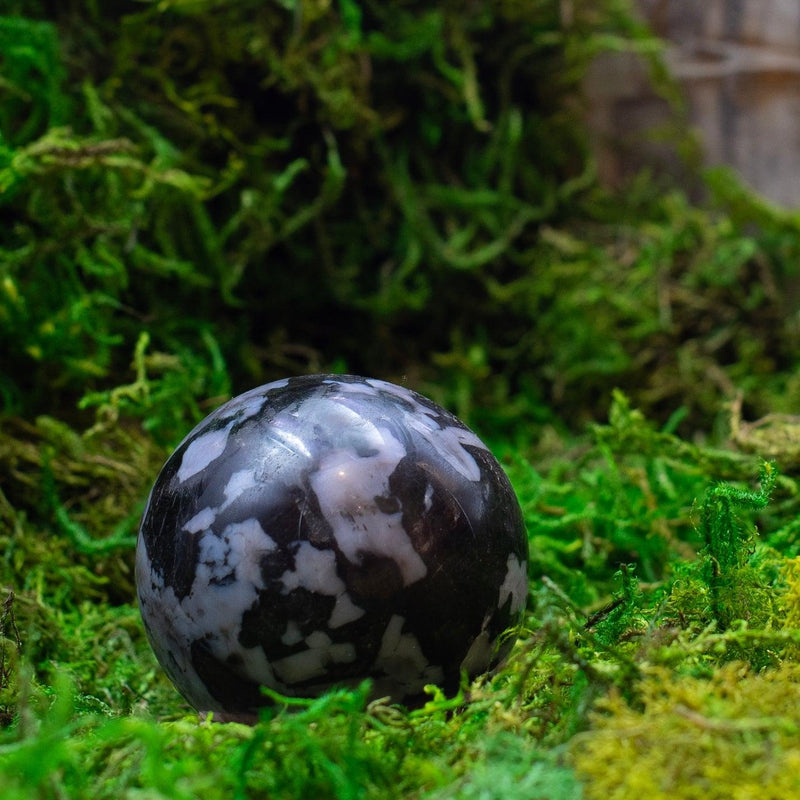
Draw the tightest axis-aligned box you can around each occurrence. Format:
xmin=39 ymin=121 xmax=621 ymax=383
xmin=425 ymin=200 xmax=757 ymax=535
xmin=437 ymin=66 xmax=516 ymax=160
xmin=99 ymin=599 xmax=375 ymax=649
xmin=136 ymin=374 xmax=528 ymax=715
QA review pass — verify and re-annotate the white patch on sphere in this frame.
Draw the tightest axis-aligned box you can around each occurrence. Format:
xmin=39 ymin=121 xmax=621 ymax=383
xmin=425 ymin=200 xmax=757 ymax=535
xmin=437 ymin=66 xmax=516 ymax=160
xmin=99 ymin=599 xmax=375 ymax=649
xmin=364 ymin=377 xmax=488 ymax=481
xmin=376 ymin=615 xmax=444 ymax=690
xmin=498 ymin=554 xmax=528 ymax=614
xmin=177 ymin=423 xmax=233 ymax=483
xmin=271 ymin=632 xmax=357 ymax=683
xmin=328 ymin=593 xmax=365 ymax=628
xmin=423 ymin=483 xmax=434 ymax=512
xmin=298 ymin=395 xmax=386 ymax=455
xmin=459 ymin=629 xmax=495 ymax=675
xmin=280 ymin=541 xmax=366 ymax=627
xmin=219 ymin=469 xmax=258 ymax=512
xmin=236 ymin=644 xmax=280 ymax=690
xmin=184 ymin=522 xmax=275 ymax=657
xmin=281 ymin=621 xmax=304 ymax=646
xmin=280 ymin=542 xmax=344 ymax=594
xmin=305 ymin=630 xmax=331 ymax=648
xmin=222 ymin=518 xmax=277 ymax=586
xmin=234 ymin=384 xmax=277 ymax=419
xmin=183 ymin=506 xmax=217 ymax=533
xmin=311 ymin=437 xmax=428 ymax=586
xmin=180 ymin=473 xmax=259 ymax=538
xmin=205 ymin=383 xmax=275 ymax=428
xmin=404 ymin=415 xmax=484 ymax=482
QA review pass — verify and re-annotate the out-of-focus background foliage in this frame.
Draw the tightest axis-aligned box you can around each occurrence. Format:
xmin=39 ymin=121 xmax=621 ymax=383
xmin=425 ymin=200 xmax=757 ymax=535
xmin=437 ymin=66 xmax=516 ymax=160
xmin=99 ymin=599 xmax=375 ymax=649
xmin=4 ymin=2 xmax=800 ymax=798
xmin=4 ymin=0 xmax=799 ymax=443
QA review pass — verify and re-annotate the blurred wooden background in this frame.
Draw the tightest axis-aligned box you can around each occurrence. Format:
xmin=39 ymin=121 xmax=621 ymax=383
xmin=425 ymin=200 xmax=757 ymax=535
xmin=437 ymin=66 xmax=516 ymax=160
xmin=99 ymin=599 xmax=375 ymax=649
xmin=586 ymin=0 xmax=800 ymax=206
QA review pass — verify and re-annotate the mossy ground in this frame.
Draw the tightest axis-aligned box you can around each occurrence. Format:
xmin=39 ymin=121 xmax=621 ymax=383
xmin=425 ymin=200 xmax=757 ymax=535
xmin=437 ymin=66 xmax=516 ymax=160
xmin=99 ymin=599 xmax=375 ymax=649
xmin=3 ymin=2 xmax=800 ymax=798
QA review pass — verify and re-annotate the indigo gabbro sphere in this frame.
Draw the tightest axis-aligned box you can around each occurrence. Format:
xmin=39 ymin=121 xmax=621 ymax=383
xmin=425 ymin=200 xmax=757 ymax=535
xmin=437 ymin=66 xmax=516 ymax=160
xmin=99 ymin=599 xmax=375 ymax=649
xmin=136 ymin=374 xmax=528 ymax=714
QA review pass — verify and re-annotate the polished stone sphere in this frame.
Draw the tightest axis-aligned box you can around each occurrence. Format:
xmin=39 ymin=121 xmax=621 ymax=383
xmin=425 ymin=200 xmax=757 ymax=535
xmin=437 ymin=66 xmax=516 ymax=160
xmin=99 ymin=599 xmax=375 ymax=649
xmin=136 ymin=374 xmax=528 ymax=715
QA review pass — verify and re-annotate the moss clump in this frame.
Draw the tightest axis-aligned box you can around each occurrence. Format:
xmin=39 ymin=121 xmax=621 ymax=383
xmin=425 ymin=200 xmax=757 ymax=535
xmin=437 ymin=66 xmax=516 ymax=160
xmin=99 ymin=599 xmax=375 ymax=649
xmin=2 ymin=4 xmax=799 ymax=440
xmin=571 ymin=662 xmax=800 ymax=800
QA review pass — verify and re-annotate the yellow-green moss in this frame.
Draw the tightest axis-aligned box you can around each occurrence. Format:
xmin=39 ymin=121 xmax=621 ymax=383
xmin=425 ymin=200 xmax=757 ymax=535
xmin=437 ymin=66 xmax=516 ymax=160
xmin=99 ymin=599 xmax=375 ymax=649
xmin=572 ymin=662 xmax=800 ymax=799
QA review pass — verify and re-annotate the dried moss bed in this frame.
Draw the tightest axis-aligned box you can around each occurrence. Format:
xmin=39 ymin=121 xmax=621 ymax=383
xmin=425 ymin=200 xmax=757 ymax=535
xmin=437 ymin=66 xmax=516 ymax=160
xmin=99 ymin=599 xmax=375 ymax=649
xmin=4 ymin=2 xmax=800 ymax=798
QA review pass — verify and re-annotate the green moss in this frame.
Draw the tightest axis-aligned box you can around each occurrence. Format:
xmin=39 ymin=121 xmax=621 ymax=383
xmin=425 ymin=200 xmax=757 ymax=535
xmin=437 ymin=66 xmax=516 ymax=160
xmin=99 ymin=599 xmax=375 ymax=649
xmin=3 ymin=3 xmax=797 ymax=437
xmin=4 ymin=1 xmax=800 ymax=797
xmin=699 ymin=461 xmax=778 ymax=630
xmin=571 ymin=663 xmax=800 ymax=799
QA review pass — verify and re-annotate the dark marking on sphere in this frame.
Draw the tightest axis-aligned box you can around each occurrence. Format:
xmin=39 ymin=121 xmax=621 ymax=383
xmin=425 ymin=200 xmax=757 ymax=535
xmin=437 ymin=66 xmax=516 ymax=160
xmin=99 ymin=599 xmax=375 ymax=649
xmin=341 ymin=552 xmax=405 ymax=602
xmin=191 ymin=639 xmax=264 ymax=713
